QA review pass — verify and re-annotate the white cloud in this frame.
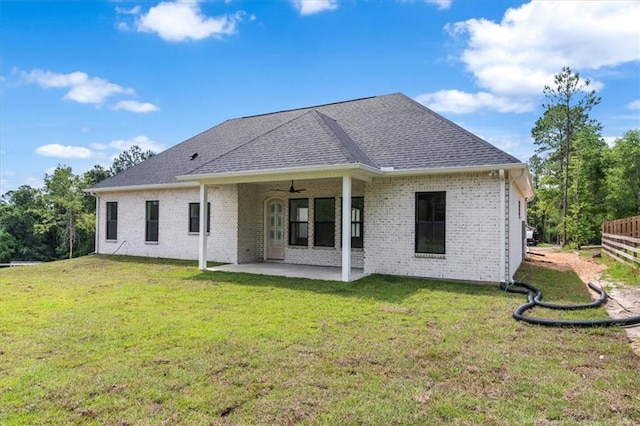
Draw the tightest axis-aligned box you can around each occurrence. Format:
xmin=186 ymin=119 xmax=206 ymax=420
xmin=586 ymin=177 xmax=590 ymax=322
xmin=416 ymin=90 xmax=534 ymax=114
xmin=293 ymin=0 xmax=338 ymax=15
xmin=23 ymin=176 xmax=44 ymax=189
xmin=113 ymin=100 xmax=160 ymax=113
xmin=627 ymin=100 xmax=640 ymax=110
xmin=418 ymin=1 xmax=640 ymax=114
xmin=21 ymin=69 xmax=135 ymax=104
xmin=603 ymin=136 xmax=619 ymax=147
xmin=0 ymin=178 xmax=8 ymax=195
xmin=116 ymin=5 xmax=141 ymax=15
xmin=34 ymin=136 xmax=165 ymax=163
xmin=401 ymin=0 xmax=451 ymax=10
xmin=427 ymin=0 xmax=451 ymax=9
xmin=135 ymin=2 xmax=248 ymax=42
xmin=89 ymin=142 xmax=109 ymax=151
xmin=107 ymin=135 xmax=165 ymax=153
xmin=35 ymin=144 xmax=96 ymax=159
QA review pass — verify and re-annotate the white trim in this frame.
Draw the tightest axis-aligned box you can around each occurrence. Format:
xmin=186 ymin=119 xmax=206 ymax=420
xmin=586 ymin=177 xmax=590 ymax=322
xmin=198 ymin=184 xmax=208 ymax=270
xmin=342 ymin=175 xmax=352 ymax=282
xmin=94 ymin=195 xmax=100 ymax=254
xmin=264 ymin=197 xmax=285 ymax=261
xmin=499 ymin=169 xmax=506 ymax=284
xmin=176 ymin=163 xmax=382 ymax=184
xmin=89 ymin=181 xmax=199 ymax=194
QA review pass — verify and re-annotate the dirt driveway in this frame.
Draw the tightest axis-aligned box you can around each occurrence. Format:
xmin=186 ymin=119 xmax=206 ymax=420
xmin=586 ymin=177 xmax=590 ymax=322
xmin=527 ymin=247 xmax=640 ymax=356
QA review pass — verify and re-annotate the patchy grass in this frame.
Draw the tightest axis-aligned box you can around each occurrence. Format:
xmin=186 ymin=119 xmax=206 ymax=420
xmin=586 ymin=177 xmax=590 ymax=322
xmin=601 ymin=255 xmax=640 ymax=286
xmin=1 ymin=255 xmax=639 ymax=425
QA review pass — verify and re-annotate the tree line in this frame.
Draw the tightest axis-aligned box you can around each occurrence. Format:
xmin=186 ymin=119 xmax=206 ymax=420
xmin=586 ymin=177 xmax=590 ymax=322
xmin=529 ymin=67 xmax=640 ymax=247
xmin=0 ymin=146 xmax=154 ymax=262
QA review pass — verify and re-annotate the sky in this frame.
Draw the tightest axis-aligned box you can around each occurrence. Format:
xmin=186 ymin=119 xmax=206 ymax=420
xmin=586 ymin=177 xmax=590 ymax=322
xmin=1 ymin=0 xmax=639 ymax=194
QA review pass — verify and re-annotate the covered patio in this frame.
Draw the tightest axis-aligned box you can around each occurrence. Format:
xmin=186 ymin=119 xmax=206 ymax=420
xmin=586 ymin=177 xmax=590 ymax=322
xmin=208 ymin=262 xmax=367 ymax=282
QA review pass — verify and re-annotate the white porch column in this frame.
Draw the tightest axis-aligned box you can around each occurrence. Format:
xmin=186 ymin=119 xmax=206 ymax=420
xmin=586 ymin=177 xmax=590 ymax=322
xmin=94 ymin=195 xmax=100 ymax=254
xmin=198 ymin=183 xmax=208 ymax=270
xmin=342 ymin=175 xmax=352 ymax=282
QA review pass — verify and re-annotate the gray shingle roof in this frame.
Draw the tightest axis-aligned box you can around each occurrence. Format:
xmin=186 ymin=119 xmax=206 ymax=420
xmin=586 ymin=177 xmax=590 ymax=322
xmin=92 ymin=93 xmax=522 ymax=190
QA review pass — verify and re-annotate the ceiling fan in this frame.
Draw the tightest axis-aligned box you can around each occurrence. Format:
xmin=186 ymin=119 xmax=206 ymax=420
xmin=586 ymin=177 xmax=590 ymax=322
xmin=270 ymin=180 xmax=307 ymax=193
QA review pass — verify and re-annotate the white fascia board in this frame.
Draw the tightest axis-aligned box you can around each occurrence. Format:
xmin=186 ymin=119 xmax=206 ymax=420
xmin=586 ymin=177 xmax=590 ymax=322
xmin=384 ymin=163 xmax=534 ymax=199
xmin=175 ymin=163 xmax=383 ymax=185
xmin=87 ymin=181 xmax=199 ymax=194
xmin=380 ymin=163 xmax=528 ymax=176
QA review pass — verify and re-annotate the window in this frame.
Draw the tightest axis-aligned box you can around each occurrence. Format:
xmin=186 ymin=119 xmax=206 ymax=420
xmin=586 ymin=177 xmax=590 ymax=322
xmin=350 ymin=197 xmax=364 ymax=248
xmin=289 ymin=198 xmax=308 ymax=246
xmin=106 ymin=202 xmax=118 ymax=240
xmin=146 ymin=200 xmax=159 ymax=242
xmin=189 ymin=202 xmax=211 ymax=233
xmin=314 ymin=198 xmax=335 ymax=247
xmin=340 ymin=197 xmax=364 ymax=248
xmin=415 ymin=192 xmax=445 ymax=254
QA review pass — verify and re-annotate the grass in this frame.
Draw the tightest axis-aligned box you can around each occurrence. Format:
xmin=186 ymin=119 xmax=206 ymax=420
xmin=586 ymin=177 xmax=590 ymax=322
xmin=600 ymin=254 xmax=640 ymax=286
xmin=1 ymin=255 xmax=639 ymax=425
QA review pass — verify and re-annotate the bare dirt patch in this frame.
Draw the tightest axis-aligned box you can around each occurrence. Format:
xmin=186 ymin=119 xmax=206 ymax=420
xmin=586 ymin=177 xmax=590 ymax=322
xmin=527 ymin=247 xmax=640 ymax=356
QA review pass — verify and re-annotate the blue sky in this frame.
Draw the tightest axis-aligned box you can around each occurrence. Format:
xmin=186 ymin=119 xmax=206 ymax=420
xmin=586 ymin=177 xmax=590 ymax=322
xmin=1 ymin=0 xmax=639 ymax=194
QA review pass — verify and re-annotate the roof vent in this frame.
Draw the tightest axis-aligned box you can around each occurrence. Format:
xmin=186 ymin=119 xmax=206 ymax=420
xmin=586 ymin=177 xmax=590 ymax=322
xmin=189 ymin=153 xmax=198 ymax=160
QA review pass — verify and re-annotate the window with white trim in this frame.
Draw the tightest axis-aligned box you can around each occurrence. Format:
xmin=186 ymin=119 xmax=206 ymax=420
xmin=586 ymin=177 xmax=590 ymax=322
xmin=415 ymin=192 xmax=445 ymax=254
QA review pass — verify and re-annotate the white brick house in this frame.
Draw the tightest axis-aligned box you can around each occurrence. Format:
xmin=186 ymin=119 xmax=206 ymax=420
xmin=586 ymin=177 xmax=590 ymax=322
xmin=91 ymin=94 xmax=533 ymax=283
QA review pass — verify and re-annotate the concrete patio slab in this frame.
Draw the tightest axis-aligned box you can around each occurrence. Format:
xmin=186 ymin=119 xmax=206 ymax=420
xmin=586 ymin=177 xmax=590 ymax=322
xmin=208 ymin=262 xmax=367 ymax=282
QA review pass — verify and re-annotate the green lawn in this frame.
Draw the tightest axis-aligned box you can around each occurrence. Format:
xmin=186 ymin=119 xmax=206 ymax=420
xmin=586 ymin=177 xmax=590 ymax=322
xmin=1 ymin=256 xmax=639 ymax=425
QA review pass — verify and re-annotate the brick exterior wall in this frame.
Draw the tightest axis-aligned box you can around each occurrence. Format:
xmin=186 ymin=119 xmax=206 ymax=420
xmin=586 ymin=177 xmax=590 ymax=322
xmin=96 ymin=180 xmax=366 ymax=268
xmin=364 ymin=173 xmax=503 ymax=282
xmin=96 ymin=172 xmax=526 ymax=283
xmin=508 ymin=175 xmax=527 ymax=280
xmin=97 ymin=187 xmax=239 ymax=263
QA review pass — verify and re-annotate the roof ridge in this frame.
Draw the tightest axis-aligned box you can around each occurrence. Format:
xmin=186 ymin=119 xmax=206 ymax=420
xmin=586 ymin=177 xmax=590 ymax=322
xmin=238 ymin=94 xmax=384 ymax=120
xmin=185 ymin=110 xmax=313 ymax=176
xmin=314 ymin=110 xmax=379 ymax=168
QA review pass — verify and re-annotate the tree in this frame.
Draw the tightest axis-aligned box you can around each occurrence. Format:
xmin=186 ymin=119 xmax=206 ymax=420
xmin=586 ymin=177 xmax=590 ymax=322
xmin=0 ymin=186 xmax=53 ymax=261
xmin=110 ymin=145 xmax=155 ymax=175
xmin=605 ymin=130 xmax=640 ymax=218
xmin=0 ymin=230 xmax=16 ymax=263
xmin=40 ymin=166 xmax=95 ymax=259
xmin=566 ymin=126 xmax=609 ymax=246
xmin=531 ymin=67 xmax=601 ymax=246
xmin=81 ymin=165 xmax=111 ymax=213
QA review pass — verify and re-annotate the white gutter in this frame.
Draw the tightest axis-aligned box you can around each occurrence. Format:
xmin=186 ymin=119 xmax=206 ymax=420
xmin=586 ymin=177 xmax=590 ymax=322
xmin=88 ymin=181 xmax=200 ymax=194
xmin=499 ymin=169 xmax=506 ymax=284
xmin=508 ymin=167 xmax=535 ymax=201
xmin=381 ymin=163 xmax=528 ymax=177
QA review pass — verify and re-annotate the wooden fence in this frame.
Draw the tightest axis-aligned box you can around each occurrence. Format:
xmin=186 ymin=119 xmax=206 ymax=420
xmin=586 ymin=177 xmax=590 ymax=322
xmin=602 ymin=215 xmax=640 ymax=268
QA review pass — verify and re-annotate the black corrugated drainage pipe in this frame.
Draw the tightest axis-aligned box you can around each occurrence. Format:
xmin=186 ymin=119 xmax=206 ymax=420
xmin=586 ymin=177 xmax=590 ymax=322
xmin=501 ymin=280 xmax=640 ymax=327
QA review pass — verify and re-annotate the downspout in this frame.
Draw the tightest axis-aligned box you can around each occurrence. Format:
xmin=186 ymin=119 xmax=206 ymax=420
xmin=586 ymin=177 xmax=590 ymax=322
xmin=499 ymin=169 xmax=506 ymax=284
